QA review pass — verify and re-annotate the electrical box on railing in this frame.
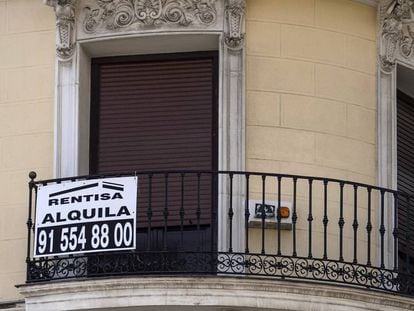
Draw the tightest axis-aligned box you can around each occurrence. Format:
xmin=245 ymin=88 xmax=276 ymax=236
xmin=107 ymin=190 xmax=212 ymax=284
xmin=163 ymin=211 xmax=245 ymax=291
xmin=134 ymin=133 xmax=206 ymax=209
xmin=247 ymin=200 xmax=292 ymax=230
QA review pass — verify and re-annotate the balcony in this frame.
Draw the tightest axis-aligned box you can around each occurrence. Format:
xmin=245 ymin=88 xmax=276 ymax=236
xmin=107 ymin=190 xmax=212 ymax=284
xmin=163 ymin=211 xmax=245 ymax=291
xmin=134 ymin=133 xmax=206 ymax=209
xmin=24 ymin=170 xmax=414 ymax=297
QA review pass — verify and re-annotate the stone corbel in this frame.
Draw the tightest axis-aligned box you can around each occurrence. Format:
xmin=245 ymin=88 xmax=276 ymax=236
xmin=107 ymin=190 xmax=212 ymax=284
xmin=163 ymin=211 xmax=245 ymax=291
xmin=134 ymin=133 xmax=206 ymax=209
xmin=224 ymin=0 xmax=246 ymax=51
xmin=379 ymin=0 xmax=414 ymax=73
xmin=45 ymin=0 xmax=77 ymax=62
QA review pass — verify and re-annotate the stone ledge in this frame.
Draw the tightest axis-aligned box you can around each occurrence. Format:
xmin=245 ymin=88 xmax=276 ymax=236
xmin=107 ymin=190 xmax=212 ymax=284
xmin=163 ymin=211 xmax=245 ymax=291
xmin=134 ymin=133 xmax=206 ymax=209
xmin=19 ymin=276 xmax=414 ymax=311
xmin=0 ymin=299 xmax=25 ymax=311
xmin=354 ymin=0 xmax=378 ymax=7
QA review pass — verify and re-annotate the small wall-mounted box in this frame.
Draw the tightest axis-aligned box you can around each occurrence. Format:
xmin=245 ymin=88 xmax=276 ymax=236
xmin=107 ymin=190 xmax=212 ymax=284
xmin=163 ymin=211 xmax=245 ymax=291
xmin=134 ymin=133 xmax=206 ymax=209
xmin=248 ymin=200 xmax=292 ymax=230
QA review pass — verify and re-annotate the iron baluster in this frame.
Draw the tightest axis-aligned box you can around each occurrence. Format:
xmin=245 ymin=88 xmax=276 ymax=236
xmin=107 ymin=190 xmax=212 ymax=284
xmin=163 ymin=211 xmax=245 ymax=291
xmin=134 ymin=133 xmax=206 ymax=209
xmin=380 ymin=189 xmax=386 ymax=269
xmin=393 ymin=192 xmax=399 ymax=271
xmin=338 ymin=182 xmax=345 ymax=262
xmin=323 ymin=179 xmax=328 ymax=260
xmin=353 ymin=185 xmax=359 ymax=264
xmin=245 ymin=174 xmax=250 ymax=254
xmin=307 ymin=178 xmax=313 ymax=259
xmin=26 ymin=171 xmax=36 ymax=281
xmin=366 ymin=187 xmax=372 ymax=266
xmin=407 ymin=196 xmax=412 ymax=273
xmin=197 ymin=173 xmax=201 ymax=251
xmin=261 ymin=175 xmax=266 ymax=255
xmin=211 ymin=172 xmax=218 ymax=253
xmin=292 ymin=177 xmax=297 ymax=257
xmin=277 ymin=176 xmax=282 ymax=256
xmin=180 ymin=173 xmax=185 ymax=249
xmin=163 ymin=173 xmax=169 ymax=251
xmin=228 ymin=173 xmax=234 ymax=253
xmin=32 ymin=184 xmax=38 ymax=235
xmin=147 ymin=173 xmax=153 ymax=251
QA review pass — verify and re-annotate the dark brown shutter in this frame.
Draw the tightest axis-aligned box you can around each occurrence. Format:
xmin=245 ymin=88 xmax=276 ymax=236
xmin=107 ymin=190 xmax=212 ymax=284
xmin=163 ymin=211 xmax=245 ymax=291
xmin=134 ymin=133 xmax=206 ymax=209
xmin=90 ymin=52 xmax=218 ymax=229
xmin=397 ymin=90 xmax=414 ymax=266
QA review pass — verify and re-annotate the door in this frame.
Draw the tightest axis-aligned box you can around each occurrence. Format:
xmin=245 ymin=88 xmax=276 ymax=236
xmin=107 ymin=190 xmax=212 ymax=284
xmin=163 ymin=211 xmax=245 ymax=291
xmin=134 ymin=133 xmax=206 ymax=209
xmin=89 ymin=52 xmax=218 ymax=270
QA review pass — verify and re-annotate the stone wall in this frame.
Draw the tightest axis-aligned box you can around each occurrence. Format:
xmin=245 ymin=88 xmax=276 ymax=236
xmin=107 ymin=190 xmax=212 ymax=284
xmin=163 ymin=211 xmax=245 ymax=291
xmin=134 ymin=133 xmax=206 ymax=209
xmin=0 ymin=0 xmax=55 ymax=301
xmin=246 ymin=0 xmax=377 ymax=183
xmin=245 ymin=0 xmax=379 ymax=261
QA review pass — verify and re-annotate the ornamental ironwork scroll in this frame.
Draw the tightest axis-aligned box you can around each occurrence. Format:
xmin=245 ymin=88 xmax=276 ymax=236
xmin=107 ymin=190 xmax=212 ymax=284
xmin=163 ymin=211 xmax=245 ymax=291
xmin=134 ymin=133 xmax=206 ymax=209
xmin=380 ymin=0 xmax=414 ymax=73
xmin=27 ymin=251 xmax=413 ymax=295
xmin=82 ymin=0 xmax=218 ymax=33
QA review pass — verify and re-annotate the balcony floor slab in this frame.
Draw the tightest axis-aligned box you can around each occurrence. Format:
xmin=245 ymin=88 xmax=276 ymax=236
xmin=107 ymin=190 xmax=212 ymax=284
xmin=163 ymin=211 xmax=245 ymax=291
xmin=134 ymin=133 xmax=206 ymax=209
xmin=18 ymin=276 xmax=414 ymax=311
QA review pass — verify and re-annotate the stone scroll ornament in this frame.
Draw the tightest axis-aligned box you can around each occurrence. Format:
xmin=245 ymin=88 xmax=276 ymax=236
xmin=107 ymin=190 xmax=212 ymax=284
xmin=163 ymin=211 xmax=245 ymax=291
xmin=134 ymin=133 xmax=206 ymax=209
xmin=380 ymin=0 xmax=414 ymax=73
xmin=82 ymin=0 xmax=218 ymax=33
xmin=224 ymin=0 xmax=245 ymax=51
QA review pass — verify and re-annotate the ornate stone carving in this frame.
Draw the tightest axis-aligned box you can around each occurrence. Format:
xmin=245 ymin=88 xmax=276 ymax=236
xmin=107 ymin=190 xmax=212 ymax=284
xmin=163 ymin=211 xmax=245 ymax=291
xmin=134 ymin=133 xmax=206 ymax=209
xmin=82 ymin=0 xmax=217 ymax=34
xmin=56 ymin=0 xmax=76 ymax=60
xmin=46 ymin=0 xmax=76 ymax=61
xmin=380 ymin=0 xmax=414 ymax=72
xmin=224 ymin=0 xmax=245 ymax=51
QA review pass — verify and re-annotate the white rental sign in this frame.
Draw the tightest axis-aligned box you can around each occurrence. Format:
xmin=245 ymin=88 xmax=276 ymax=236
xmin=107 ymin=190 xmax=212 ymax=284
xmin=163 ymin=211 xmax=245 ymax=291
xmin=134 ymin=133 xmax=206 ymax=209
xmin=34 ymin=176 xmax=137 ymax=257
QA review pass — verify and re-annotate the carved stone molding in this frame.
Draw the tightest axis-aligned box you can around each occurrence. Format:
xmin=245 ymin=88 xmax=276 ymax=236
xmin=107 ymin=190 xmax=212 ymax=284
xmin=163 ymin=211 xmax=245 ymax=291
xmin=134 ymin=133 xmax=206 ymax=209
xmin=380 ymin=0 xmax=414 ymax=73
xmin=44 ymin=0 xmax=58 ymax=6
xmin=224 ymin=0 xmax=245 ymax=51
xmin=82 ymin=0 xmax=218 ymax=34
xmin=46 ymin=0 xmax=77 ymax=61
xmin=378 ymin=2 xmax=408 ymax=244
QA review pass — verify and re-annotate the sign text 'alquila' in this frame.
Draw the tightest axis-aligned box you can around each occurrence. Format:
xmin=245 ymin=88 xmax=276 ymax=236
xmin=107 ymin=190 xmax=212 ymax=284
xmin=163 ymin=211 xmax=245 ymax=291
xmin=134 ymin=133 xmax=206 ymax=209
xmin=34 ymin=177 xmax=137 ymax=257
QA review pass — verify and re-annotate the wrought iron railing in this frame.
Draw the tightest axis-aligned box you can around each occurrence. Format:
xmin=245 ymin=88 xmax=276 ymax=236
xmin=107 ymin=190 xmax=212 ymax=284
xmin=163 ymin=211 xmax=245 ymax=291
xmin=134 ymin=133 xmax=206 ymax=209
xmin=25 ymin=170 xmax=414 ymax=295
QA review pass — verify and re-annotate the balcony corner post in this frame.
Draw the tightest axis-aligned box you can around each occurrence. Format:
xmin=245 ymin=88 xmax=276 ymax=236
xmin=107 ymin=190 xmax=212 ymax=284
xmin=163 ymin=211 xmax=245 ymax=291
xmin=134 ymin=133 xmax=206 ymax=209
xmin=26 ymin=171 xmax=37 ymax=282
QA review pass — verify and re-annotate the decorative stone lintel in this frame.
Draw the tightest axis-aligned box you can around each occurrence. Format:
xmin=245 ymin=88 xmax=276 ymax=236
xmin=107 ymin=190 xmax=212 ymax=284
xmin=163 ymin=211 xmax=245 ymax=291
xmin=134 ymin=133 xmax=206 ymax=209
xmin=380 ymin=0 xmax=414 ymax=73
xmin=224 ymin=0 xmax=246 ymax=51
xmin=81 ymin=0 xmax=218 ymax=35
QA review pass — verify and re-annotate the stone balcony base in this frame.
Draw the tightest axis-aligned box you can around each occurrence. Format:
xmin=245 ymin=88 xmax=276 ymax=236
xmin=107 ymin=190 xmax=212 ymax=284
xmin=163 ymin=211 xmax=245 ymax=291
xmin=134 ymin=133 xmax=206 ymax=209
xmin=18 ymin=276 xmax=414 ymax=311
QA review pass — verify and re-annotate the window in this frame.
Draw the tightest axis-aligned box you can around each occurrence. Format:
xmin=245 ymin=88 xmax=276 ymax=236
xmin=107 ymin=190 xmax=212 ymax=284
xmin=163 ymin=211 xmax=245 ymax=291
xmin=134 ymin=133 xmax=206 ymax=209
xmin=89 ymin=52 xmax=219 ymax=253
xmin=396 ymin=65 xmax=414 ymax=271
xmin=89 ymin=52 xmax=218 ymax=174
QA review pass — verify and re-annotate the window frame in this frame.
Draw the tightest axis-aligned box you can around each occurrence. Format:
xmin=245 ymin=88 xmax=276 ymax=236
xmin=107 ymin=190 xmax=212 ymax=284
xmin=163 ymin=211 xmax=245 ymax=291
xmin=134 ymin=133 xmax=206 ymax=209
xmin=46 ymin=0 xmax=247 ymax=252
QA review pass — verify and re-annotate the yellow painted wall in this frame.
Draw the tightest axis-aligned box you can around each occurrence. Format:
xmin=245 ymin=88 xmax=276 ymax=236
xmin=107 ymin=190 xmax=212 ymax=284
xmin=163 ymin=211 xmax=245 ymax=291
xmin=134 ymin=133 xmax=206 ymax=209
xmin=0 ymin=0 xmax=55 ymax=301
xmin=245 ymin=0 xmax=378 ymax=262
xmin=246 ymin=0 xmax=377 ymax=183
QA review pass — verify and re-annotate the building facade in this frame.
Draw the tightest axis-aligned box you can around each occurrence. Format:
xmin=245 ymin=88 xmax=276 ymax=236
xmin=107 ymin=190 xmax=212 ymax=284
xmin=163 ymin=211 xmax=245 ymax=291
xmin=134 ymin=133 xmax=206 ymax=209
xmin=0 ymin=0 xmax=414 ymax=310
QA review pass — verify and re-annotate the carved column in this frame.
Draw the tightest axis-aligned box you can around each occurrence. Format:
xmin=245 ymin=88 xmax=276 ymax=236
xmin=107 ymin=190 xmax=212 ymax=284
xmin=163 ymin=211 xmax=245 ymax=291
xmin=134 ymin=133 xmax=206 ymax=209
xmin=378 ymin=0 xmax=414 ymax=268
xmin=46 ymin=0 xmax=78 ymax=177
xmin=378 ymin=0 xmax=414 ymax=190
xmin=219 ymin=0 xmax=246 ymax=253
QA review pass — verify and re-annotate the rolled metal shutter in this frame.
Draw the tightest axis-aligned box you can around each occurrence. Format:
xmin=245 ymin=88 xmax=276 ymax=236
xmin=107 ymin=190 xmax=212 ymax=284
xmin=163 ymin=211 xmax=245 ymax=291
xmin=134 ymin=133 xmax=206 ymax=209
xmin=90 ymin=53 xmax=218 ymax=229
xmin=397 ymin=90 xmax=414 ymax=267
